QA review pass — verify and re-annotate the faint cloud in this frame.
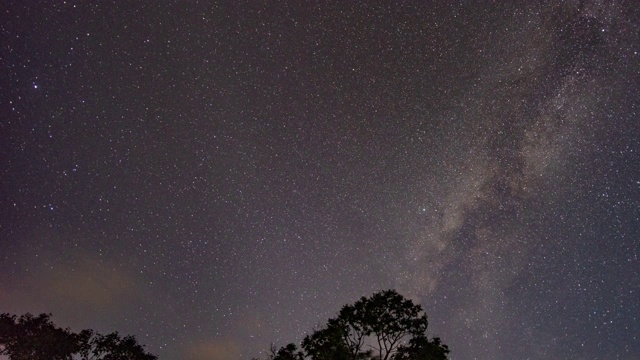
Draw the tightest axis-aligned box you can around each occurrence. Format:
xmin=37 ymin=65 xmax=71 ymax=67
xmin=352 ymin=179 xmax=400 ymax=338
xmin=1 ymin=250 xmax=140 ymax=327
xmin=47 ymin=257 xmax=137 ymax=311
xmin=186 ymin=339 xmax=241 ymax=360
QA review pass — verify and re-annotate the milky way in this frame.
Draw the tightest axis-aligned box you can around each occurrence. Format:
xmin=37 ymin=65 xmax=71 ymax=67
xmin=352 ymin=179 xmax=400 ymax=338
xmin=1 ymin=1 xmax=639 ymax=359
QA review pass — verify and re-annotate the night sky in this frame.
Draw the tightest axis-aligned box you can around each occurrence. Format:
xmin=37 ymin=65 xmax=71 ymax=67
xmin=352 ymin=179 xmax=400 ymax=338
xmin=1 ymin=1 xmax=639 ymax=359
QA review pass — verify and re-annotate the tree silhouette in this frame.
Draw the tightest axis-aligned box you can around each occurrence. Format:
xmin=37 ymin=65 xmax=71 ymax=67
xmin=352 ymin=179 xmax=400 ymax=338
xmin=77 ymin=330 xmax=158 ymax=360
xmin=395 ymin=335 xmax=449 ymax=360
xmin=263 ymin=290 xmax=449 ymax=360
xmin=0 ymin=313 xmax=81 ymax=360
xmin=267 ymin=343 xmax=305 ymax=360
xmin=301 ymin=320 xmax=359 ymax=360
xmin=0 ymin=313 xmax=157 ymax=360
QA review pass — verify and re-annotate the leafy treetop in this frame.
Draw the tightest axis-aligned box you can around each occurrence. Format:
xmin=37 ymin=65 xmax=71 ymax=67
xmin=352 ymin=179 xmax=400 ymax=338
xmin=0 ymin=313 xmax=157 ymax=360
xmin=264 ymin=289 xmax=449 ymax=360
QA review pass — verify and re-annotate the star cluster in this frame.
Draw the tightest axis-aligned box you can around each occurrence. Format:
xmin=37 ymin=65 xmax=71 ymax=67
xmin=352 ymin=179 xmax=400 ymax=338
xmin=1 ymin=1 xmax=639 ymax=359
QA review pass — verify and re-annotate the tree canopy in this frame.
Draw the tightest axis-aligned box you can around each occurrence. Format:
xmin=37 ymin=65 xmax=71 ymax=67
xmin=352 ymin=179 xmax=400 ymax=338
xmin=0 ymin=313 xmax=157 ymax=360
xmin=265 ymin=290 xmax=449 ymax=360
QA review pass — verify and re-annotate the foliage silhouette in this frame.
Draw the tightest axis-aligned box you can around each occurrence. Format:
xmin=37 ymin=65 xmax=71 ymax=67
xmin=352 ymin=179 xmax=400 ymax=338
xmin=267 ymin=343 xmax=305 ymax=360
xmin=0 ymin=313 xmax=157 ymax=360
xmin=395 ymin=335 xmax=450 ymax=360
xmin=262 ymin=289 xmax=449 ymax=360
xmin=0 ymin=313 xmax=81 ymax=360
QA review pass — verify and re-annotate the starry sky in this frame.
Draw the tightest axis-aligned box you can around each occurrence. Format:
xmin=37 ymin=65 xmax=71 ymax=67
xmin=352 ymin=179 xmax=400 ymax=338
xmin=1 ymin=1 xmax=639 ymax=359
